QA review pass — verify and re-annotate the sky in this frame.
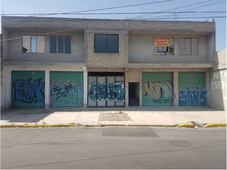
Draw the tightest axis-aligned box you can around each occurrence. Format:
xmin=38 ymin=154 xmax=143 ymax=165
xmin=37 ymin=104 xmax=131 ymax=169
xmin=1 ymin=0 xmax=226 ymax=51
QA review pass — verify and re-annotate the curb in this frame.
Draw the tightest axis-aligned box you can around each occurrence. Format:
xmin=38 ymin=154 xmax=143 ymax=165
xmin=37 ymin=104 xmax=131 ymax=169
xmin=99 ymin=124 xmax=177 ymax=127
xmin=177 ymin=123 xmax=195 ymax=128
xmin=0 ymin=124 xmax=177 ymax=128
xmin=203 ymin=123 xmax=227 ymax=128
xmin=0 ymin=123 xmax=226 ymax=128
xmin=0 ymin=123 xmax=79 ymax=128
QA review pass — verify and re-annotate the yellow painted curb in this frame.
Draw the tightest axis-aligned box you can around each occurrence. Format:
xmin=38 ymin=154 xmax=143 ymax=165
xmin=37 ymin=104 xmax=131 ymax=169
xmin=204 ymin=123 xmax=227 ymax=128
xmin=177 ymin=123 xmax=194 ymax=128
xmin=99 ymin=124 xmax=177 ymax=127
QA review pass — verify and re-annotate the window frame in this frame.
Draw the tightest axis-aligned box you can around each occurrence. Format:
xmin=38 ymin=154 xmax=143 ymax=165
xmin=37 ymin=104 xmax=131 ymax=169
xmin=31 ymin=36 xmax=37 ymax=53
xmin=94 ymin=34 xmax=119 ymax=53
xmin=49 ymin=35 xmax=71 ymax=54
xmin=22 ymin=35 xmax=45 ymax=53
xmin=178 ymin=38 xmax=199 ymax=56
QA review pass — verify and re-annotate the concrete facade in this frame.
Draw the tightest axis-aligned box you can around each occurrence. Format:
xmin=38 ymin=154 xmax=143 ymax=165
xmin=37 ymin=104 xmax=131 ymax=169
xmin=86 ymin=30 xmax=128 ymax=68
xmin=7 ymin=30 xmax=84 ymax=63
xmin=1 ymin=16 xmax=222 ymax=109
xmin=129 ymin=33 xmax=209 ymax=63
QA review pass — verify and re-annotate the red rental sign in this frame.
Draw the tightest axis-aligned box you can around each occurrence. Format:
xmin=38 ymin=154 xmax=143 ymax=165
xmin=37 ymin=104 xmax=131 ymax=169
xmin=155 ymin=38 xmax=170 ymax=47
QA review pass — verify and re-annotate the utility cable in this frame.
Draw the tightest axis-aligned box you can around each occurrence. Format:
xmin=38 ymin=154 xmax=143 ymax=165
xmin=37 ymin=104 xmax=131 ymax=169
xmin=131 ymin=0 xmax=215 ymax=19
xmin=1 ymin=0 xmax=174 ymax=16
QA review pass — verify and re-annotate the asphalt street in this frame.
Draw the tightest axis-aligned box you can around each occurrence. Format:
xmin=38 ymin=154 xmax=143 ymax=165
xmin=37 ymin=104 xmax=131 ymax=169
xmin=1 ymin=127 xmax=226 ymax=169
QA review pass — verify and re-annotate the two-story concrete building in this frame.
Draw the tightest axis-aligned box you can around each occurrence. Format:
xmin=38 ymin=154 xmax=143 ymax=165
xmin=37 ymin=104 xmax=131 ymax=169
xmin=1 ymin=16 xmax=218 ymax=109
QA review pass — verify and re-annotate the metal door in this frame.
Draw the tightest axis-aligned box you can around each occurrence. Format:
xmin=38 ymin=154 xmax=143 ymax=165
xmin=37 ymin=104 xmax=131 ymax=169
xmin=129 ymin=82 xmax=139 ymax=106
xmin=88 ymin=72 xmax=125 ymax=107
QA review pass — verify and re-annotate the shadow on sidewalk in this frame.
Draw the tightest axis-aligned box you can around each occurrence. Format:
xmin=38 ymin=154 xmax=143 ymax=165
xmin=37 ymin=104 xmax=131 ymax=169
xmin=1 ymin=108 xmax=54 ymax=124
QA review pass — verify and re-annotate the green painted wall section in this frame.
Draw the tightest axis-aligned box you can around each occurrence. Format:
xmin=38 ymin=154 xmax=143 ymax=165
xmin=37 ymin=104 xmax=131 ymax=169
xmin=142 ymin=72 xmax=173 ymax=106
xmin=178 ymin=72 xmax=207 ymax=106
xmin=50 ymin=72 xmax=83 ymax=107
xmin=11 ymin=71 xmax=45 ymax=108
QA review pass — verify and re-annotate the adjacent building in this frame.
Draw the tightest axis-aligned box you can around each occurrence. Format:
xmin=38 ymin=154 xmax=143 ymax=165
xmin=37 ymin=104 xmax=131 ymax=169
xmin=209 ymin=48 xmax=227 ymax=110
xmin=1 ymin=16 xmax=223 ymax=109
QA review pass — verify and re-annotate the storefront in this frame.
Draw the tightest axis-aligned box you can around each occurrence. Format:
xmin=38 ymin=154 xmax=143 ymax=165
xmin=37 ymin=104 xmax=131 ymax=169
xmin=88 ymin=72 xmax=125 ymax=107
xmin=142 ymin=72 xmax=173 ymax=106
xmin=178 ymin=72 xmax=207 ymax=106
xmin=11 ymin=71 xmax=45 ymax=108
xmin=50 ymin=71 xmax=83 ymax=107
xmin=10 ymin=70 xmax=207 ymax=108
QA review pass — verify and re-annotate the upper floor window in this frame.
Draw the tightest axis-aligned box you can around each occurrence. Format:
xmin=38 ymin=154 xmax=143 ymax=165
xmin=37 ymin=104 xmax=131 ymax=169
xmin=178 ymin=38 xmax=198 ymax=55
xmin=50 ymin=36 xmax=71 ymax=53
xmin=154 ymin=37 xmax=174 ymax=55
xmin=94 ymin=34 xmax=119 ymax=53
xmin=22 ymin=35 xmax=45 ymax=53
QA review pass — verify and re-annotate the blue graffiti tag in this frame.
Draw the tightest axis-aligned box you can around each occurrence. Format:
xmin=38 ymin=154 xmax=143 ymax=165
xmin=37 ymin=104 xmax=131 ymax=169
xmin=12 ymin=78 xmax=45 ymax=103
xmin=50 ymin=82 xmax=83 ymax=105
xmin=178 ymin=86 xmax=207 ymax=106
xmin=89 ymin=82 xmax=125 ymax=102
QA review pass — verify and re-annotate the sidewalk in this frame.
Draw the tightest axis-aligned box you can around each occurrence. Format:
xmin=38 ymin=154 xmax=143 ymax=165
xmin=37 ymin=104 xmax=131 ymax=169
xmin=1 ymin=107 xmax=226 ymax=127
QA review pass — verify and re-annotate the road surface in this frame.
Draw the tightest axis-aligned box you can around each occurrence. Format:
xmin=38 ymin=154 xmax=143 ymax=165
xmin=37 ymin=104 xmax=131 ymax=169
xmin=1 ymin=127 xmax=226 ymax=169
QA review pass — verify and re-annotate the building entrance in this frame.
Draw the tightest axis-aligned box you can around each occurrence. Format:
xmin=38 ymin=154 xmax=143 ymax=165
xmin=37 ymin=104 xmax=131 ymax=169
xmin=129 ymin=82 xmax=140 ymax=106
xmin=88 ymin=72 xmax=125 ymax=107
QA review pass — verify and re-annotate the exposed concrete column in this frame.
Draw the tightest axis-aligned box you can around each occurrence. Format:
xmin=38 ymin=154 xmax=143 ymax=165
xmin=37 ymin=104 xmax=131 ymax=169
xmin=45 ymin=70 xmax=50 ymax=108
xmin=206 ymin=70 xmax=209 ymax=106
xmin=2 ymin=69 xmax=12 ymax=109
xmin=8 ymin=70 xmax=12 ymax=108
xmin=139 ymin=70 xmax=142 ymax=107
xmin=125 ymin=69 xmax=129 ymax=107
xmin=173 ymin=71 xmax=178 ymax=107
xmin=83 ymin=68 xmax=88 ymax=108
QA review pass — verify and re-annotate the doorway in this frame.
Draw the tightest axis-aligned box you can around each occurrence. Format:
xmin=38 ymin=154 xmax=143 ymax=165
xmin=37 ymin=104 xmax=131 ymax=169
xmin=88 ymin=72 xmax=125 ymax=107
xmin=129 ymin=82 xmax=139 ymax=106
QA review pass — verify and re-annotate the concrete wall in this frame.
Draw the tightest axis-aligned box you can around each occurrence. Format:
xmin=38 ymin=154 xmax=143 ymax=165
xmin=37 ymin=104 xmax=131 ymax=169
xmin=1 ymin=29 xmax=9 ymax=62
xmin=209 ymin=49 xmax=227 ymax=110
xmin=129 ymin=32 xmax=209 ymax=63
xmin=208 ymin=32 xmax=216 ymax=63
xmin=3 ymin=17 xmax=215 ymax=33
xmin=1 ymin=69 xmax=11 ymax=109
xmin=6 ymin=30 xmax=84 ymax=63
xmin=2 ymin=17 xmax=215 ymax=66
xmin=85 ymin=30 xmax=128 ymax=68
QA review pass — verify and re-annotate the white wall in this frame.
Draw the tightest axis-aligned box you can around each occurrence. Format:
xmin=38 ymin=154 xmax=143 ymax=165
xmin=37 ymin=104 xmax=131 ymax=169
xmin=209 ymin=49 xmax=227 ymax=110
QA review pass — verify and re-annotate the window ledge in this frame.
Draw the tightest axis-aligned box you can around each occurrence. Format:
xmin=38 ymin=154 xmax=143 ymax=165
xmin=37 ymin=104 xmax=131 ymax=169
xmin=128 ymin=63 xmax=213 ymax=68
